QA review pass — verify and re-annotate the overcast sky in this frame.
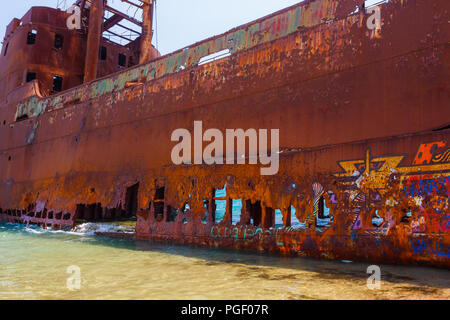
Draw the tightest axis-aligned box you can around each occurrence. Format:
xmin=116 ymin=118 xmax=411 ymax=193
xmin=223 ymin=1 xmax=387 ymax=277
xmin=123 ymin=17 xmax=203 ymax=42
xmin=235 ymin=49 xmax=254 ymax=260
xmin=0 ymin=0 xmax=305 ymax=55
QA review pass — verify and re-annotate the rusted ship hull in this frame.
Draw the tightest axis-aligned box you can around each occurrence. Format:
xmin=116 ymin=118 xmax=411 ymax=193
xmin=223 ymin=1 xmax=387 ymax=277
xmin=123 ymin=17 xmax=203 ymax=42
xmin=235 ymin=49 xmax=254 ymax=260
xmin=0 ymin=0 xmax=449 ymax=268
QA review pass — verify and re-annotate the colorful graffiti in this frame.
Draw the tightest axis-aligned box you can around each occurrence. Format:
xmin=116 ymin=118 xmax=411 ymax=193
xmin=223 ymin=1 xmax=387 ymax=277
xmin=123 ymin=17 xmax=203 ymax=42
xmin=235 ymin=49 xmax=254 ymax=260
xmin=334 ymin=144 xmax=450 ymax=236
xmin=413 ymin=141 xmax=448 ymax=165
xmin=410 ymin=239 xmax=450 ymax=258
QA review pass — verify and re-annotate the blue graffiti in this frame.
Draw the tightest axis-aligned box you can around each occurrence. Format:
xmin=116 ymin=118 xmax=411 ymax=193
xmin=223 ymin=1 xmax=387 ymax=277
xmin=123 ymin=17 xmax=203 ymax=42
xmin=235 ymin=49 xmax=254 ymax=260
xmin=410 ymin=239 xmax=450 ymax=258
xmin=403 ymin=177 xmax=449 ymax=197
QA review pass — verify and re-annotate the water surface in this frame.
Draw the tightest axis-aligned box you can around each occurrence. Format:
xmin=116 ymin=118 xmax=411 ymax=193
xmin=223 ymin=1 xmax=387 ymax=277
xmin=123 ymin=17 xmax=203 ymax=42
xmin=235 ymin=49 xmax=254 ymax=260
xmin=0 ymin=222 xmax=449 ymax=300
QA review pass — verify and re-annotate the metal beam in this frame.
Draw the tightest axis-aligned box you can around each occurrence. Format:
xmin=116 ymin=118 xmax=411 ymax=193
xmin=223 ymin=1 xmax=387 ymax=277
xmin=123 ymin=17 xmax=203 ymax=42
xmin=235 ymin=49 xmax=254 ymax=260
xmin=120 ymin=0 xmax=143 ymax=8
xmin=139 ymin=0 xmax=154 ymax=63
xmin=103 ymin=14 xmax=124 ymax=30
xmin=104 ymin=30 xmax=137 ymax=42
xmin=105 ymin=5 xmax=142 ymax=27
xmin=116 ymin=23 xmax=141 ymax=35
xmin=84 ymin=0 xmax=104 ymax=82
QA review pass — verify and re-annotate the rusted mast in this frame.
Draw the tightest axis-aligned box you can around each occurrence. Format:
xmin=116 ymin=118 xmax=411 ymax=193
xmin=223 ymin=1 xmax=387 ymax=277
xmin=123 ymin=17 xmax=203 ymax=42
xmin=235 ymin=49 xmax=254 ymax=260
xmin=83 ymin=0 xmax=104 ymax=83
xmin=139 ymin=0 xmax=155 ymax=64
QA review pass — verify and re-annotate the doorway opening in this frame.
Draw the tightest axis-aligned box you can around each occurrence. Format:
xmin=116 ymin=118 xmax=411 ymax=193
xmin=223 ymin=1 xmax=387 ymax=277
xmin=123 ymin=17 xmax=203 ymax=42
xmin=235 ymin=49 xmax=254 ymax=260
xmin=125 ymin=183 xmax=139 ymax=218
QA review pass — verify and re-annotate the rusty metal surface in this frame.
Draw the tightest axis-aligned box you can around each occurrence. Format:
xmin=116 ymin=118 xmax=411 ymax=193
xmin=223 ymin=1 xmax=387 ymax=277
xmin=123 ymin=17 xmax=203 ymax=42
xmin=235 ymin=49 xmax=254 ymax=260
xmin=0 ymin=0 xmax=449 ymax=268
xmin=0 ymin=208 xmax=76 ymax=229
xmin=83 ymin=0 xmax=104 ymax=83
xmin=0 ymin=5 xmax=152 ymax=104
xmin=139 ymin=0 xmax=155 ymax=64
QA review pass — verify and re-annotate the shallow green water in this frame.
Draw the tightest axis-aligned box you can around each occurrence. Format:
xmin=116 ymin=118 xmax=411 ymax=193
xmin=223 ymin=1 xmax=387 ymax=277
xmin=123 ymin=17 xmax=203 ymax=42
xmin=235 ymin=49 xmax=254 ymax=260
xmin=0 ymin=222 xmax=449 ymax=300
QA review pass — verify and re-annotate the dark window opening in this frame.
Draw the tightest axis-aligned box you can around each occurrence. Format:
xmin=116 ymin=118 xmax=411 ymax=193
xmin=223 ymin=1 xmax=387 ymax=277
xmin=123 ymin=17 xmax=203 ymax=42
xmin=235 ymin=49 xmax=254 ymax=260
xmin=155 ymin=186 xmax=165 ymax=200
xmin=154 ymin=187 xmax=165 ymax=221
xmin=209 ymin=189 xmax=217 ymax=223
xmin=76 ymin=205 xmax=126 ymax=222
xmin=16 ymin=114 xmax=29 ymax=122
xmin=125 ymin=183 xmax=139 ymax=218
xmin=52 ymin=75 xmax=63 ymax=92
xmin=167 ymin=205 xmax=178 ymax=222
xmin=317 ymin=196 xmax=331 ymax=221
xmin=75 ymin=204 xmax=86 ymax=220
xmin=262 ymin=207 xmax=275 ymax=229
xmin=26 ymin=72 xmax=36 ymax=83
xmin=79 ymin=204 xmax=101 ymax=221
xmin=318 ymin=196 xmax=326 ymax=219
xmin=27 ymin=30 xmax=37 ymax=45
xmin=54 ymin=34 xmax=64 ymax=49
xmin=246 ymin=200 xmax=262 ymax=226
xmin=118 ymin=53 xmax=126 ymax=67
xmin=100 ymin=46 xmax=107 ymax=60
xmin=3 ymin=42 xmax=9 ymax=56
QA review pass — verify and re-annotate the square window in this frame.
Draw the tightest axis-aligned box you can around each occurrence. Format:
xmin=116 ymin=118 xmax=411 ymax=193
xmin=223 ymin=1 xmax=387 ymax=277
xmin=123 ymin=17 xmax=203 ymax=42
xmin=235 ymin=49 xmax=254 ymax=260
xmin=52 ymin=75 xmax=63 ymax=92
xmin=54 ymin=34 xmax=64 ymax=49
xmin=27 ymin=30 xmax=37 ymax=45
xmin=118 ymin=53 xmax=126 ymax=67
xmin=26 ymin=72 xmax=36 ymax=82
xmin=100 ymin=46 xmax=107 ymax=60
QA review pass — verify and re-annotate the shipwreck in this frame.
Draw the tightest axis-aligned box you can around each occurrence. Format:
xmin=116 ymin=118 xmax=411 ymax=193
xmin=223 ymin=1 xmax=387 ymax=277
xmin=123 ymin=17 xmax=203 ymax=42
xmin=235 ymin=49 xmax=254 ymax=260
xmin=0 ymin=0 xmax=449 ymax=268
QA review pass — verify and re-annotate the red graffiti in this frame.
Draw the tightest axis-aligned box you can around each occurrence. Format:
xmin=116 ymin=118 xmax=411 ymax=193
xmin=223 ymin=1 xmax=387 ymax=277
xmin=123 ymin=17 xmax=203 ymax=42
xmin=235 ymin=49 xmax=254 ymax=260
xmin=413 ymin=141 xmax=447 ymax=165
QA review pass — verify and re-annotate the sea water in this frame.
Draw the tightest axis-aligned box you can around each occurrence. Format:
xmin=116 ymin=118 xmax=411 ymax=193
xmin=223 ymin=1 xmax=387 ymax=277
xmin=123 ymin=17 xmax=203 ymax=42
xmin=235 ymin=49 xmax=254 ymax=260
xmin=0 ymin=222 xmax=449 ymax=300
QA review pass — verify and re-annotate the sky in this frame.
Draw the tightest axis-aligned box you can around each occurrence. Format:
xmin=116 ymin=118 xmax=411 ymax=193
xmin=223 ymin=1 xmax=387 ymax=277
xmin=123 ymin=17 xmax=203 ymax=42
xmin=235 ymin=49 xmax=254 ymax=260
xmin=0 ymin=0 xmax=305 ymax=55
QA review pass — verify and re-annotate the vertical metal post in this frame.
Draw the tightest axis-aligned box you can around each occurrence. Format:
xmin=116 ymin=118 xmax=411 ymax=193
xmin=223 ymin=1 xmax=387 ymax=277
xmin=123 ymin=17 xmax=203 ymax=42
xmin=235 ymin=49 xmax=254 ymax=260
xmin=83 ymin=0 xmax=104 ymax=83
xmin=140 ymin=0 xmax=155 ymax=64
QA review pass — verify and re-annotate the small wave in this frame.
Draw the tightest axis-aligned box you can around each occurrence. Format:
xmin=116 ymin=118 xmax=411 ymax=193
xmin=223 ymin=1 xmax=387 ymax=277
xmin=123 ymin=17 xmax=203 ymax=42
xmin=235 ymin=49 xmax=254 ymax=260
xmin=25 ymin=227 xmax=45 ymax=234
xmin=14 ymin=222 xmax=134 ymax=237
xmin=72 ymin=222 xmax=135 ymax=236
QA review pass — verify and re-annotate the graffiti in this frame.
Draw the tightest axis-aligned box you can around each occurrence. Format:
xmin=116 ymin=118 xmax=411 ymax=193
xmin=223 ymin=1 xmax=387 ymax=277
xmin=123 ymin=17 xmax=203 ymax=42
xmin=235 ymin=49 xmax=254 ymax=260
xmin=336 ymin=149 xmax=405 ymax=192
xmin=312 ymin=182 xmax=324 ymax=217
xmin=210 ymin=225 xmax=271 ymax=241
xmin=210 ymin=225 xmax=294 ymax=248
xmin=410 ymin=239 xmax=450 ymax=259
xmin=352 ymin=215 xmax=362 ymax=230
xmin=403 ymin=177 xmax=450 ymax=198
xmin=413 ymin=141 xmax=447 ymax=165
xmin=410 ymin=212 xmax=450 ymax=234
xmin=432 ymin=149 xmax=450 ymax=164
xmin=334 ymin=146 xmax=450 ymax=237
